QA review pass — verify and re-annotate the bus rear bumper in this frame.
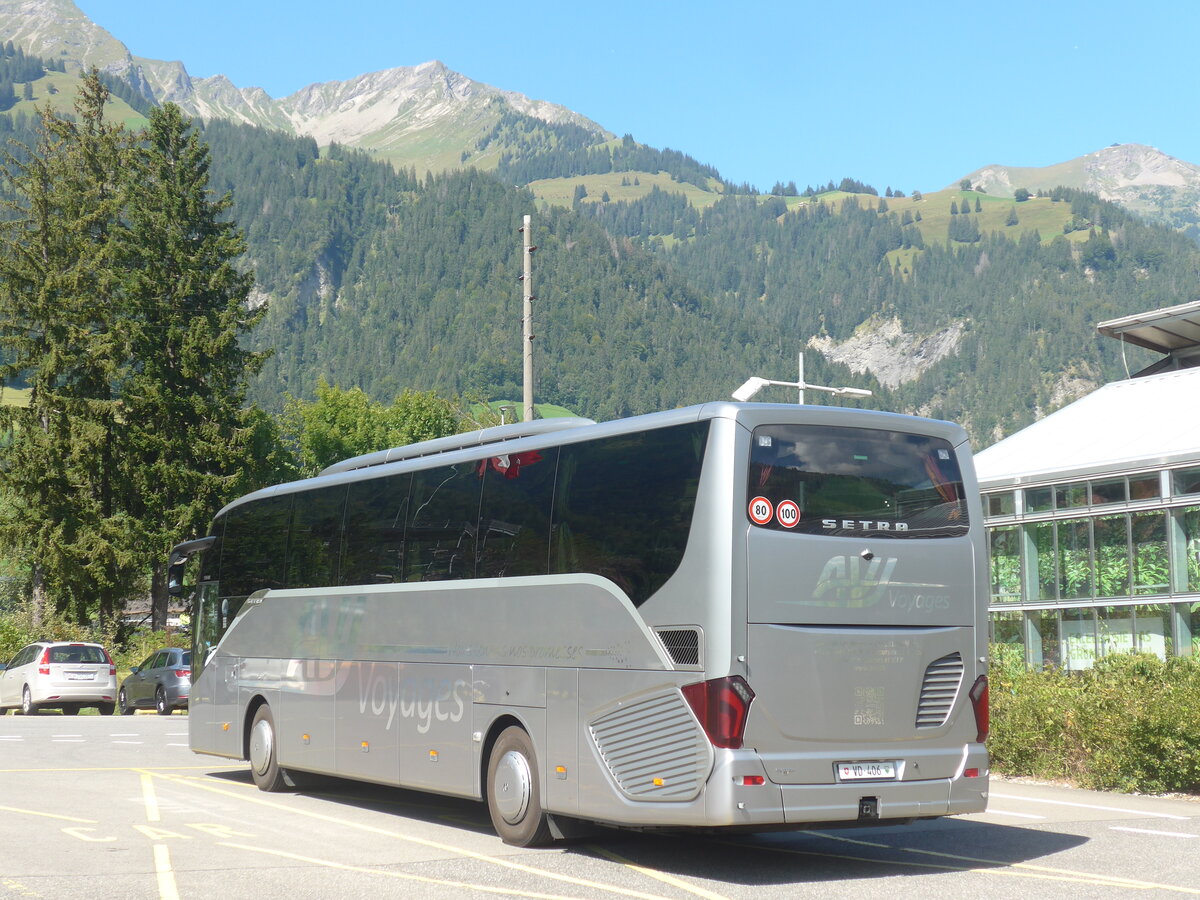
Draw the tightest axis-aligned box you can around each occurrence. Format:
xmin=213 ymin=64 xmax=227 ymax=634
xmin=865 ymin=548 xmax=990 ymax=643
xmin=704 ymin=749 xmax=989 ymax=828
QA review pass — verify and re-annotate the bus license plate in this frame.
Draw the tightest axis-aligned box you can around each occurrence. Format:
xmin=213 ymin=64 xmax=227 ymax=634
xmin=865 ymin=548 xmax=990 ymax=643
xmin=837 ymin=761 xmax=896 ymax=781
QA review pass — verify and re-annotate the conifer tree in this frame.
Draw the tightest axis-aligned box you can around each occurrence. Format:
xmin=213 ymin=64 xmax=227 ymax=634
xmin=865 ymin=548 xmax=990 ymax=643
xmin=0 ymin=74 xmax=270 ymax=627
xmin=122 ymin=101 xmax=271 ymax=629
xmin=0 ymin=71 xmax=137 ymax=623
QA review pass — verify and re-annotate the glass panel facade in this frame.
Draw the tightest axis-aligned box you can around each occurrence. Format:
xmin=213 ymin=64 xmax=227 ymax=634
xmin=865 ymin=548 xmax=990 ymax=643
xmin=989 ymin=526 xmax=1021 ymax=602
xmin=1129 ymin=475 xmax=1160 ymax=501
xmin=1029 ymin=609 xmax=1060 ymax=669
xmin=987 ymin=492 xmax=1015 ymax=517
xmin=1097 ymin=605 xmax=1134 ymax=657
xmin=1062 ymin=608 xmax=1096 ymax=671
xmin=1131 ymin=511 xmax=1169 ymax=595
xmin=1088 ymin=477 xmax=1127 ymax=505
xmin=1174 ymin=466 xmax=1200 ymax=497
xmin=991 ymin=609 xmax=1022 ymax=645
xmin=1183 ymin=507 xmax=1200 ymax=592
xmin=1025 ymin=486 xmax=1053 ymax=513
xmin=1055 ymin=482 xmax=1088 ymax=510
xmin=1057 ymin=519 xmax=1092 ymax=600
xmin=1031 ymin=522 xmax=1056 ymax=600
xmin=1094 ymin=515 xmax=1130 ymax=597
xmin=1134 ymin=603 xmax=1171 ymax=657
xmin=1188 ymin=603 xmax=1200 ymax=656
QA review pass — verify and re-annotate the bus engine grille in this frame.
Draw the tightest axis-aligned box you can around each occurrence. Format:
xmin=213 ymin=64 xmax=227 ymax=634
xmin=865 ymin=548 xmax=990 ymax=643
xmin=588 ymin=691 xmax=711 ymax=801
xmin=915 ymin=652 xmax=964 ymax=729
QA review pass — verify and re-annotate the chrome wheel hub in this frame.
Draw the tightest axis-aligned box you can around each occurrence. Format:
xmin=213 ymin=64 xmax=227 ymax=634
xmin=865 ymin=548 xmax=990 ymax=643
xmin=493 ymin=750 xmax=531 ymax=824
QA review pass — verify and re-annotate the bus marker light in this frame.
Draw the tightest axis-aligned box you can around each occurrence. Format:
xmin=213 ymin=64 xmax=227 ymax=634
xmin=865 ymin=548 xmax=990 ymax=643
xmin=556 ymin=766 xmax=568 ymax=780
xmin=302 ymin=734 xmax=310 ymax=745
xmin=652 ymin=777 xmax=665 ymax=786
xmin=963 ymin=768 xmax=980 ymax=778
xmin=741 ymin=775 xmax=765 ymax=786
xmin=429 ymin=750 xmax=439 ymax=762
xmin=361 ymin=741 xmax=369 ymax=752
xmin=222 ymin=723 xmax=229 ymax=731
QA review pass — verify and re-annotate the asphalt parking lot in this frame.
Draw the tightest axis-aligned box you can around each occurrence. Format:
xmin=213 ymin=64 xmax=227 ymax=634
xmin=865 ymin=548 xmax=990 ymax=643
xmin=3 ymin=714 xmax=1200 ymax=899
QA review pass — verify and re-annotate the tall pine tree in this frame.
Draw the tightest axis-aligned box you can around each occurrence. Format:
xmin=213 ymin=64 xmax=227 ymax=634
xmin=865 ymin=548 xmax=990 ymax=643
xmin=123 ymin=101 xmax=271 ymax=629
xmin=0 ymin=73 xmax=271 ymax=627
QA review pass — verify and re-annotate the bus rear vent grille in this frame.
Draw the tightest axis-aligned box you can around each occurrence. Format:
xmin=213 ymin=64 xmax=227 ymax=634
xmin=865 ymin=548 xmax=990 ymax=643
xmin=589 ymin=691 xmax=710 ymax=801
xmin=915 ymin=652 xmax=964 ymax=729
xmin=655 ymin=627 xmax=701 ymax=667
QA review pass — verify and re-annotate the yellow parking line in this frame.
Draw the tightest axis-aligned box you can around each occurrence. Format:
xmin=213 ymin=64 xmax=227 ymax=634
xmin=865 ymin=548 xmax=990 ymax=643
xmin=153 ymin=844 xmax=180 ymax=900
xmin=590 ymin=845 xmax=732 ymax=900
xmin=0 ymin=804 xmax=96 ymax=824
xmin=152 ymin=771 xmax=678 ymax=900
xmin=220 ymin=842 xmax=612 ymax=900
xmin=140 ymin=772 xmax=162 ymax=823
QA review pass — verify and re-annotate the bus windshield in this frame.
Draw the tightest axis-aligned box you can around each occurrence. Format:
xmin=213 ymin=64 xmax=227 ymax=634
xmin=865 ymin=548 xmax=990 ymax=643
xmin=747 ymin=424 xmax=968 ymax=538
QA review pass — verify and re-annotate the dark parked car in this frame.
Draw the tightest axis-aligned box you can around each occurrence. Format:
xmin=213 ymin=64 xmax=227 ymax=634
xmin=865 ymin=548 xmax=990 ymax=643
xmin=119 ymin=648 xmax=190 ymax=715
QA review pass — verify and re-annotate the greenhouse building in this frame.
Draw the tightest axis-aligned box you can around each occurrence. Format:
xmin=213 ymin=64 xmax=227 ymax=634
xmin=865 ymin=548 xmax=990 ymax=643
xmin=976 ymin=300 xmax=1200 ymax=668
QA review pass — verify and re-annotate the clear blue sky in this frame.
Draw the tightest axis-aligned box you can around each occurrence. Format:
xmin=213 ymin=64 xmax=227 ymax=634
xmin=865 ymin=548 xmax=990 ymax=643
xmin=75 ymin=0 xmax=1200 ymax=194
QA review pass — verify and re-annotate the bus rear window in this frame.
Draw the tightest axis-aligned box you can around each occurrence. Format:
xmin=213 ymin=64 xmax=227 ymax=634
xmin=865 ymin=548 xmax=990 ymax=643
xmin=747 ymin=424 xmax=968 ymax=538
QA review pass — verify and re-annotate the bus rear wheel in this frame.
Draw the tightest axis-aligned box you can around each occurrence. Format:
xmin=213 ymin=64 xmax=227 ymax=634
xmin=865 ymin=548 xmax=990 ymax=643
xmin=248 ymin=704 xmax=289 ymax=792
xmin=486 ymin=726 xmax=552 ymax=847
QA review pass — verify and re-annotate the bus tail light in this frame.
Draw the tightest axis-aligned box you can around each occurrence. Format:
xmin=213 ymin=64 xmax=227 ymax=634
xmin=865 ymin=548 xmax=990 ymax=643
xmin=681 ymin=676 xmax=755 ymax=750
xmin=968 ymin=675 xmax=989 ymax=743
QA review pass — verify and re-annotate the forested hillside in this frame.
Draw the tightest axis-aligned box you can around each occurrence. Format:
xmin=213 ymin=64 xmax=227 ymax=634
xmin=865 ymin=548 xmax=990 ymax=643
xmin=200 ymin=121 xmax=811 ymax=419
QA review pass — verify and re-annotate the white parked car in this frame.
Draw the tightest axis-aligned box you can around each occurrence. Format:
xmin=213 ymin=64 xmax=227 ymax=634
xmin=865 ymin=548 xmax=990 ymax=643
xmin=0 ymin=641 xmax=118 ymax=715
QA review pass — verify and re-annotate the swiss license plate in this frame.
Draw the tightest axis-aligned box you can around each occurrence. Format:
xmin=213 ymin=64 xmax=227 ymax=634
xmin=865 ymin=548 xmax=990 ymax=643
xmin=837 ymin=761 xmax=896 ymax=781
xmin=66 ymin=672 xmax=93 ymax=681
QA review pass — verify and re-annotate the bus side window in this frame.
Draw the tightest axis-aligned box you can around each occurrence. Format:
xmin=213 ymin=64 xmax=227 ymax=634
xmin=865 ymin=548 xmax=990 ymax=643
xmin=220 ymin=495 xmax=292 ymax=597
xmin=552 ymin=422 xmax=708 ymax=605
xmin=477 ymin=448 xmax=558 ymax=578
xmin=405 ymin=464 xmax=483 ymax=582
xmin=286 ymin=484 xmax=348 ymax=588
xmin=342 ymin=474 xmax=411 ymax=586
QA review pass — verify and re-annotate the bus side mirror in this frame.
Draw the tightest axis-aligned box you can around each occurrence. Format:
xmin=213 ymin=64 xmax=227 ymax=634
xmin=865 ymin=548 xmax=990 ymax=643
xmin=167 ymin=535 xmax=216 ymax=598
xmin=167 ymin=561 xmax=186 ymax=597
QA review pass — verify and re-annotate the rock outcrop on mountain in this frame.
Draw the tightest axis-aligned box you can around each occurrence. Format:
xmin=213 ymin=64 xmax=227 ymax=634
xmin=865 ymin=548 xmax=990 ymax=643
xmin=959 ymin=144 xmax=1200 ymax=236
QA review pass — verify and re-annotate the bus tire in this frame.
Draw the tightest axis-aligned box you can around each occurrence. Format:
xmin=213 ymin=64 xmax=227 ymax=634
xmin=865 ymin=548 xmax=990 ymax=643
xmin=486 ymin=725 xmax=553 ymax=847
xmin=248 ymin=704 xmax=290 ymax=792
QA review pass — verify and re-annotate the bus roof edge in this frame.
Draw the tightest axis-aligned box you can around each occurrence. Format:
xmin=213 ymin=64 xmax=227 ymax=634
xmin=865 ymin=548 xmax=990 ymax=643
xmin=319 ymin=417 xmax=598 ymax=476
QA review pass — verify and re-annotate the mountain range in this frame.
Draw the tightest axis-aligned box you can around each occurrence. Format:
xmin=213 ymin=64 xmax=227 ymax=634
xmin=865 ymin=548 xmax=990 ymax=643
xmin=9 ymin=0 xmax=1200 ymax=230
xmin=2 ymin=0 xmax=1199 ymax=448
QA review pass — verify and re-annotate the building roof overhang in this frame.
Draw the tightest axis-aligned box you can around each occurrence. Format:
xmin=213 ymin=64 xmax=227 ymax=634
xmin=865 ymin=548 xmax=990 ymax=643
xmin=1096 ymin=298 xmax=1200 ymax=354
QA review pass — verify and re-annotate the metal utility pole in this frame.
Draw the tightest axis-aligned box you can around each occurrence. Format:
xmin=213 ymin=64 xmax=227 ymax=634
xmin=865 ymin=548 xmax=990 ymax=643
xmin=520 ymin=214 xmax=536 ymax=422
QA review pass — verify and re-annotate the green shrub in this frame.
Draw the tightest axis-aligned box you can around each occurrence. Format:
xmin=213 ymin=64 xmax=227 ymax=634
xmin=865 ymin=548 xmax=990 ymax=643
xmin=0 ymin=601 xmax=187 ymax=673
xmin=990 ymin=647 xmax=1200 ymax=794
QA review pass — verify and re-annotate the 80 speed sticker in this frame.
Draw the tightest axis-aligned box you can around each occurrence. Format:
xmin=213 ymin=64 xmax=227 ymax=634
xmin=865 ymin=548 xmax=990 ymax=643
xmin=748 ymin=496 xmax=774 ymax=526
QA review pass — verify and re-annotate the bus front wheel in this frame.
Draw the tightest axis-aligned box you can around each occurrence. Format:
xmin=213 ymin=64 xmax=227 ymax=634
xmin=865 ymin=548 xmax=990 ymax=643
xmin=248 ymin=704 xmax=289 ymax=792
xmin=486 ymin=726 xmax=552 ymax=847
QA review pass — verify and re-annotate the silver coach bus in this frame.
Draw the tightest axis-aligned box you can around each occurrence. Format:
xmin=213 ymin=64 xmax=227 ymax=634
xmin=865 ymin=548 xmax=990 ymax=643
xmin=170 ymin=402 xmax=989 ymax=845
